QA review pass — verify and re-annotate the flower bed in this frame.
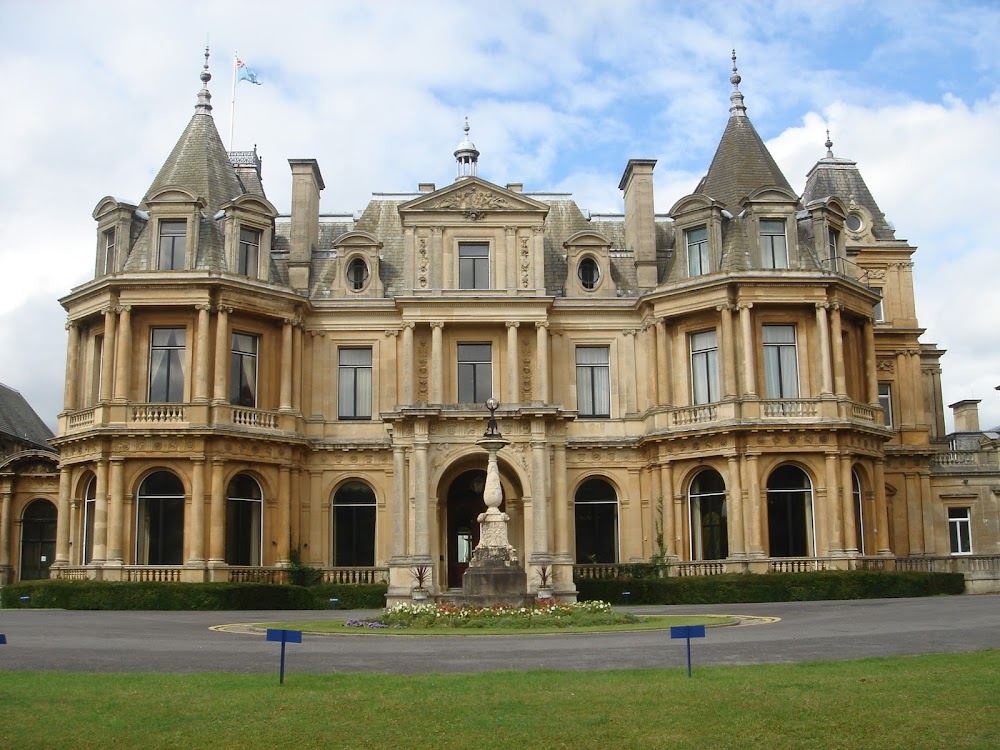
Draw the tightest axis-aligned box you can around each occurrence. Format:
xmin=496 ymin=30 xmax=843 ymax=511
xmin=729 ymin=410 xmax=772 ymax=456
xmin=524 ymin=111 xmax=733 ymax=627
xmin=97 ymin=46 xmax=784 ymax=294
xmin=347 ymin=599 xmax=637 ymax=630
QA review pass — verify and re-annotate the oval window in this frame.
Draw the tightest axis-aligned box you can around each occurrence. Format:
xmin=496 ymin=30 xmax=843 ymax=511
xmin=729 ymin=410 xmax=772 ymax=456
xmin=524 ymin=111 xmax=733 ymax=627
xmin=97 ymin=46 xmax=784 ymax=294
xmin=578 ymin=257 xmax=600 ymax=290
xmin=347 ymin=258 xmax=369 ymax=291
xmin=845 ymin=214 xmax=863 ymax=232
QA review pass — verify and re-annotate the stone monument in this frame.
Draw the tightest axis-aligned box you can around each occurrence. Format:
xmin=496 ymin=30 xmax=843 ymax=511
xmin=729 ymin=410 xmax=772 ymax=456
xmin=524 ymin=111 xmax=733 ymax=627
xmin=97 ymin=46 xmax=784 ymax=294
xmin=458 ymin=399 xmax=533 ymax=607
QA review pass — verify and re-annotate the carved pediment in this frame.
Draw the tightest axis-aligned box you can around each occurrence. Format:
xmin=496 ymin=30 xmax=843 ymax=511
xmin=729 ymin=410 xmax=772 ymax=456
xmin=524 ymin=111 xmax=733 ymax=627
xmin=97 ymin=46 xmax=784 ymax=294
xmin=398 ymin=177 xmax=549 ymax=219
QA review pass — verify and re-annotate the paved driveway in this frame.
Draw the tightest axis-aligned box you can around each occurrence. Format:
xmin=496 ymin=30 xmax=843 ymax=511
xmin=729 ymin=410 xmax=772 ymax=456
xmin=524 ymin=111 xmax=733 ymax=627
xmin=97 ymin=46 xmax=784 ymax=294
xmin=1 ymin=595 xmax=997 ymax=674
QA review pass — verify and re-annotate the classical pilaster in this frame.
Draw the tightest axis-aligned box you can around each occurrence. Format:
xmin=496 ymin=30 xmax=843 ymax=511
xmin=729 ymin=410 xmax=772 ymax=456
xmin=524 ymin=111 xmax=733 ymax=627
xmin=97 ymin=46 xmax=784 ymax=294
xmin=660 ymin=461 xmax=676 ymax=559
xmin=830 ymin=304 xmax=847 ymax=397
xmin=312 ymin=331 xmax=327 ymax=418
xmin=863 ymin=319 xmax=878 ymax=404
xmin=643 ymin=321 xmax=658 ymax=408
xmin=107 ymin=458 xmax=124 ymax=564
xmin=401 ymin=322 xmax=415 ymax=405
xmin=431 ymin=227 xmax=444 ymax=289
xmin=0 ymin=483 xmax=12 ymax=573
xmin=655 ymin=318 xmax=671 ymax=405
xmin=430 ymin=322 xmax=444 ymax=404
xmin=505 ymin=322 xmax=519 ymax=404
xmin=623 ymin=329 xmax=637 ymax=414
xmin=535 ymin=322 xmax=549 ymax=403
xmin=93 ymin=458 xmax=108 ymax=563
xmin=382 ymin=329 xmax=398 ymax=410
xmin=308 ymin=470 xmax=323 ymax=566
xmin=64 ymin=320 xmax=81 ymax=410
xmin=277 ymin=466 xmax=291 ymax=565
xmin=208 ymin=458 xmax=225 ymax=563
xmin=737 ymin=302 xmax=756 ymax=396
xmin=718 ymin=303 xmax=737 ymax=398
xmin=841 ymin=456 xmax=858 ymax=555
xmin=291 ymin=321 xmax=303 ymax=412
xmin=188 ymin=458 xmax=206 ymax=564
xmin=100 ymin=306 xmax=116 ymax=402
xmin=502 ymin=226 xmax=515 ymax=287
xmin=825 ymin=452 xmax=843 ymax=554
xmin=392 ymin=446 xmax=408 ymax=558
xmin=552 ymin=440 xmax=569 ymax=561
xmin=746 ymin=453 xmax=764 ymax=557
xmin=54 ymin=467 xmax=71 ymax=564
xmin=280 ymin=318 xmax=294 ymax=410
xmin=727 ymin=455 xmax=745 ymax=558
xmin=413 ymin=421 xmax=430 ymax=560
xmin=530 ymin=422 xmax=550 ymax=559
xmin=873 ymin=458 xmax=891 ymax=555
xmin=815 ymin=302 xmax=833 ymax=395
xmin=114 ymin=305 xmax=132 ymax=401
xmin=193 ymin=304 xmax=210 ymax=402
xmin=212 ymin=306 xmax=231 ymax=403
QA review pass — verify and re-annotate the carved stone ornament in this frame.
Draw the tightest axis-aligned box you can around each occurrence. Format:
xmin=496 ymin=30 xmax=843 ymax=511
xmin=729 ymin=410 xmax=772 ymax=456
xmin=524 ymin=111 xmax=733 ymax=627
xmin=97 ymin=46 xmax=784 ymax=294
xmin=432 ymin=185 xmax=509 ymax=213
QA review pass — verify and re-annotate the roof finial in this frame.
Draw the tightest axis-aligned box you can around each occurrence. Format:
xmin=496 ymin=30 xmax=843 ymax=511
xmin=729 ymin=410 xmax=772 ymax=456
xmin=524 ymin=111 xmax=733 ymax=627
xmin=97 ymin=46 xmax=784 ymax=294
xmin=196 ymin=45 xmax=213 ymax=114
xmin=454 ymin=115 xmax=480 ymax=180
xmin=825 ymin=129 xmax=834 ymax=158
xmin=729 ymin=49 xmax=746 ymax=117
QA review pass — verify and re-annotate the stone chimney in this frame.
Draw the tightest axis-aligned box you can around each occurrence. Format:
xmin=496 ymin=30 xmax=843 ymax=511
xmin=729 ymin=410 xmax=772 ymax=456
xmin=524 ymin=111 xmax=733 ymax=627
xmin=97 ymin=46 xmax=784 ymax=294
xmin=287 ymin=159 xmax=325 ymax=293
xmin=619 ymin=159 xmax=657 ymax=290
xmin=950 ymin=399 xmax=981 ymax=433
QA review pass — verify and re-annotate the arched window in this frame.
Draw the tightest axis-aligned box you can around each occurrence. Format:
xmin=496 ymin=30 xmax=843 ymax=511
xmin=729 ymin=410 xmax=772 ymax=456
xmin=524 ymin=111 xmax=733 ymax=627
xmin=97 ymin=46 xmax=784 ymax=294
xmin=20 ymin=499 xmax=57 ymax=580
xmin=852 ymin=469 xmax=865 ymax=555
xmin=226 ymin=474 xmax=263 ymax=566
xmin=574 ymin=478 xmax=618 ymax=563
xmin=333 ymin=481 xmax=376 ymax=566
xmin=766 ymin=466 xmax=814 ymax=558
xmin=689 ymin=470 xmax=727 ymax=560
xmin=136 ymin=471 xmax=184 ymax=565
xmin=82 ymin=476 xmax=97 ymax=565
xmin=578 ymin=257 xmax=600 ymax=290
xmin=346 ymin=258 xmax=369 ymax=291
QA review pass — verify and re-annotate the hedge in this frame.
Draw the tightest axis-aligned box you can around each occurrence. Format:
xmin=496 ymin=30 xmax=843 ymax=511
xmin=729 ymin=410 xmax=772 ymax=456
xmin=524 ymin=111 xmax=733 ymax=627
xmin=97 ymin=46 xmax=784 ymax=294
xmin=575 ymin=571 xmax=966 ymax=605
xmin=0 ymin=579 xmax=388 ymax=611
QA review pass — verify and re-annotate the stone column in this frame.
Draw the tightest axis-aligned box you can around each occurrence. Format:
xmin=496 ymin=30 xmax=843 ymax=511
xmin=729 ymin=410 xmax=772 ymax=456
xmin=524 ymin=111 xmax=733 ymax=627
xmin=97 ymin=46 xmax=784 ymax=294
xmin=873 ymin=458 xmax=891 ymax=555
xmin=552 ymin=441 xmax=569 ymax=560
xmin=533 ymin=226 xmax=545 ymax=289
xmin=0 ymin=484 xmax=12 ymax=573
xmin=660 ymin=461 xmax=675 ymax=558
xmin=656 ymin=319 xmax=671 ymax=405
xmin=209 ymin=459 xmax=225 ymax=563
xmin=727 ymin=455 xmax=745 ymax=557
xmin=100 ymin=306 xmax=117 ymax=402
xmin=64 ymin=320 xmax=81 ymax=411
xmin=746 ymin=453 xmax=763 ymax=557
xmin=535 ymin=322 xmax=549 ymax=403
xmin=114 ymin=305 xmax=132 ymax=401
xmin=863 ymin=319 xmax=878 ymax=404
xmin=312 ymin=331 xmax=327 ymax=418
xmin=825 ymin=452 xmax=843 ymax=554
xmin=413 ymin=421 xmax=430 ymax=560
xmin=841 ymin=456 xmax=858 ymax=554
xmin=718 ymin=304 xmax=737 ymax=398
xmin=54 ymin=467 xmax=71 ymax=564
xmin=502 ymin=226 xmax=515 ymax=287
xmin=392 ymin=446 xmax=408 ymax=558
xmin=815 ymin=302 xmax=833 ymax=395
xmin=93 ymin=458 xmax=108 ymax=562
xmin=309 ymin=470 xmax=323 ymax=566
xmin=107 ymin=458 xmax=124 ymax=564
xmin=401 ymin=323 xmax=415 ymax=405
xmin=292 ymin=323 xmax=303 ymax=412
xmin=189 ymin=458 xmax=205 ymax=564
xmin=506 ymin=322 xmax=519 ymax=405
xmin=431 ymin=227 xmax=444 ymax=288
xmin=212 ymin=306 xmax=231 ymax=403
xmin=920 ymin=472 xmax=935 ymax=554
xmin=193 ymin=304 xmax=210 ymax=402
xmin=382 ymin=329 xmax=398 ymax=411
xmin=430 ymin=322 xmax=444 ymax=404
xmin=277 ymin=466 xmax=291 ymax=565
xmin=738 ymin=303 xmax=756 ymax=396
xmin=644 ymin=321 xmax=658 ymax=408
xmin=830 ymin=304 xmax=846 ymax=397
xmin=530 ymin=422 xmax=550 ymax=558
xmin=623 ymin=329 xmax=637 ymax=414
xmin=280 ymin=318 xmax=293 ymax=410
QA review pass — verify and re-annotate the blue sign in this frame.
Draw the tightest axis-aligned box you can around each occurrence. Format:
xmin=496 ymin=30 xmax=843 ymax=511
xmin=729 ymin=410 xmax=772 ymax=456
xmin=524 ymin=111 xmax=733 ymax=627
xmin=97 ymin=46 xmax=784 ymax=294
xmin=266 ymin=629 xmax=303 ymax=684
xmin=670 ymin=625 xmax=706 ymax=677
xmin=0 ymin=634 xmax=6 ymax=645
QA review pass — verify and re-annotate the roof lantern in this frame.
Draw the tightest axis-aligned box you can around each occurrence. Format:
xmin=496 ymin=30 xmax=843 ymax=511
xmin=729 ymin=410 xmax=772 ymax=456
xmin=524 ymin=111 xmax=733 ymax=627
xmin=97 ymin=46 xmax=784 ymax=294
xmin=454 ymin=117 xmax=479 ymax=180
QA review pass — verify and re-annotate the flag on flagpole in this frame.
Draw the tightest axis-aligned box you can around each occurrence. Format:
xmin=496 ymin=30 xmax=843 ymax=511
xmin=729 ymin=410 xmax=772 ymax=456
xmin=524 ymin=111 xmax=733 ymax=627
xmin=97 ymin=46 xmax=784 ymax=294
xmin=236 ymin=58 xmax=261 ymax=85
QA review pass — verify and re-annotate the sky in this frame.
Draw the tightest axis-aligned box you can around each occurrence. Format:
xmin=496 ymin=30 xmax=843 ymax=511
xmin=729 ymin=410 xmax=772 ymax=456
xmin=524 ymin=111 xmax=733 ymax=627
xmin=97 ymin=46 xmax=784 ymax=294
xmin=1 ymin=0 xmax=998 ymax=433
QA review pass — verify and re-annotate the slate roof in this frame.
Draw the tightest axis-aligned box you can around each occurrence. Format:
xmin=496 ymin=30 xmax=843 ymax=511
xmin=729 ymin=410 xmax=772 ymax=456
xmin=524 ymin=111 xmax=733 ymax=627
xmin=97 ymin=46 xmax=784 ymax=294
xmin=0 ymin=383 xmax=54 ymax=449
xmin=802 ymin=155 xmax=897 ymax=240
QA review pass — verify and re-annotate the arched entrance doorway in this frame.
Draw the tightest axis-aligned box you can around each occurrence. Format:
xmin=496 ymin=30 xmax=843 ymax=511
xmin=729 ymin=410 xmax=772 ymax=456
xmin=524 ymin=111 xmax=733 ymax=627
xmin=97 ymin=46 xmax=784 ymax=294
xmin=766 ymin=465 xmax=814 ymax=558
xmin=445 ymin=469 xmax=490 ymax=589
xmin=20 ymin=498 xmax=57 ymax=580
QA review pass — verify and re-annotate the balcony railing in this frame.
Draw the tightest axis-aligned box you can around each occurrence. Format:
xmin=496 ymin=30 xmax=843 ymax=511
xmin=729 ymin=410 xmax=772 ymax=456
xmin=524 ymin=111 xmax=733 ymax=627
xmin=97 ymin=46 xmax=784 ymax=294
xmin=671 ymin=404 xmax=718 ymax=426
xmin=931 ymin=451 xmax=999 ymax=471
xmin=763 ymin=399 xmax=820 ymax=418
xmin=131 ymin=404 xmax=186 ymax=423
xmin=67 ymin=408 xmax=95 ymax=429
xmin=323 ymin=567 xmax=389 ymax=585
xmin=124 ymin=566 xmax=184 ymax=582
xmin=225 ymin=405 xmax=280 ymax=430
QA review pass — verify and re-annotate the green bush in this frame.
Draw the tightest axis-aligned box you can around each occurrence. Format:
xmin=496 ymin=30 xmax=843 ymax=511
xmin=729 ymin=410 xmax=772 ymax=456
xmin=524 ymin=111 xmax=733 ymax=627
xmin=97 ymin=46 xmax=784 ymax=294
xmin=575 ymin=571 xmax=965 ymax=605
xmin=308 ymin=584 xmax=387 ymax=610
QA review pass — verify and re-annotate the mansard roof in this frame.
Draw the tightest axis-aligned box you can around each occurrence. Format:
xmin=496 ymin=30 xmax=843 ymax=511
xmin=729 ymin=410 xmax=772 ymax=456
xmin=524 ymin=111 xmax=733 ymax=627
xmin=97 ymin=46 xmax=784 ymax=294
xmin=802 ymin=153 xmax=897 ymax=240
xmin=0 ymin=383 xmax=53 ymax=449
xmin=398 ymin=176 xmax=550 ymax=216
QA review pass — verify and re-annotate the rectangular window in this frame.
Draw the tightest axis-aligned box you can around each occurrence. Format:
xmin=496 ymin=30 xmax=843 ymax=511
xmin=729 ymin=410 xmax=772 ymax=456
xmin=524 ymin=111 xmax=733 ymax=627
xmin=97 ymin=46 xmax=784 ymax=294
xmin=93 ymin=334 xmax=104 ymax=403
xmin=873 ymin=289 xmax=885 ymax=323
xmin=458 ymin=243 xmax=489 ymax=290
xmin=827 ymin=227 xmax=840 ymax=272
xmin=230 ymin=333 xmax=258 ymax=408
xmin=948 ymin=507 xmax=972 ymax=554
xmin=686 ymin=226 xmax=710 ymax=277
xmin=238 ymin=227 xmax=261 ymax=278
xmin=690 ymin=330 xmax=719 ymax=405
xmin=457 ymin=343 xmax=492 ymax=403
xmin=148 ymin=328 xmax=185 ymax=402
xmin=338 ymin=348 xmax=373 ymax=419
xmin=762 ymin=325 xmax=799 ymax=398
xmin=760 ymin=219 xmax=788 ymax=269
xmin=576 ymin=346 xmax=611 ymax=418
xmin=103 ymin=228 xmax=116 ymax=275
xmin=158 ymin=220 xmax=186 ymax=270
xmin=878 ymin=383 xmax=893 ymax=428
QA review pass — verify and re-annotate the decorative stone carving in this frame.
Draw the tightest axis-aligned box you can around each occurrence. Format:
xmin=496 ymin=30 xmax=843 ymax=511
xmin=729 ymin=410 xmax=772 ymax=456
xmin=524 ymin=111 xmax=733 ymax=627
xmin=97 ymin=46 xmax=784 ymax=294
xmin=432 ymin=185 xmax=509 ymax=213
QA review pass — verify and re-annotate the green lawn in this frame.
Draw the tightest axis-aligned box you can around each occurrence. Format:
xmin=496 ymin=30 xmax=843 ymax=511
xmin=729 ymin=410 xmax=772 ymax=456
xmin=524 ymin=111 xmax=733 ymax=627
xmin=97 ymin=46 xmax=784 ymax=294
xmin=261 ymin=613 xmax=735 ymax=635
xmin=2 ymin=651 xmax=998 ymax=749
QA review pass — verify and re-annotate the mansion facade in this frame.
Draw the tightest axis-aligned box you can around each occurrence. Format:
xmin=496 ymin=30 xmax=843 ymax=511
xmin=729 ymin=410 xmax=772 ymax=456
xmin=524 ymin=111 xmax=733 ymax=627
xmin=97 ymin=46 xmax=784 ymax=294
xmin=3 ymin=52 xmax=998 ymax=599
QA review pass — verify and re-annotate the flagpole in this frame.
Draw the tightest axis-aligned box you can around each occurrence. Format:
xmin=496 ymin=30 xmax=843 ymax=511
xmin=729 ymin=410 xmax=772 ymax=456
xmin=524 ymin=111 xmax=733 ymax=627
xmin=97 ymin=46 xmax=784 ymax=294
xmin=230 ymin=50 xmax=238 ymax=152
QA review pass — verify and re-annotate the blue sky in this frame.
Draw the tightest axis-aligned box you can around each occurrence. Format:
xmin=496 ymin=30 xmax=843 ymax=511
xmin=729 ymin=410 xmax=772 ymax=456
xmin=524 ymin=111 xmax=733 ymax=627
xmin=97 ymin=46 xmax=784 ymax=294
xmin=1 ymin=0 xmax=998 ymax=430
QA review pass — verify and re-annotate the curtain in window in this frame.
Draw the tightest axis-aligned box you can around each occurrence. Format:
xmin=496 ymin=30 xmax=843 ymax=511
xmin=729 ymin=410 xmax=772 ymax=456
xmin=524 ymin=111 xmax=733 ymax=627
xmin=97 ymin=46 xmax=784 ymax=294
xmin=149 ymin=328 xmax=185 ymax=402
xmin=763 ymin=325 xmax=798 ymax=398
xmin=690 ymin=330 xmax=718 ymax=405
xmin=339 ymin=349 xmax=372 ymax=418
xmin=576 ymin=347 xmax=610 ymax=416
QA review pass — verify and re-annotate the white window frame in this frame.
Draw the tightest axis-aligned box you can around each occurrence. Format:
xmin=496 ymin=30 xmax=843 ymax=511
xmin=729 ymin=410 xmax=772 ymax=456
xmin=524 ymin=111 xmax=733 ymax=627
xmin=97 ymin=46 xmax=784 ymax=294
xmin=948 ymin=507 xmax=972 ymax=555
xmin=575 ymin=346 xmax=611 ymax=418
xmin=878 ymin=383 xmax=893 ymax=428
xmin=686 ymin=225 xmax=710 ymax=277
xmin=456 ymin=342 xmax=492 ymax=404
xmin=103 ymin=227 xmax=116 ymax=275
xmin=230 ymin=332 xmax=259 ymax=408
xmin=238 ymin=226 xmax=262 ymax=278
xmin=148 ymin=327 xmax=186 ymax=403
xmin=762 ymin=324 xmax=799 ymax=399
xmin=760 ymin=219 xmax=788 ymax=269
xmin=458 ymin=242 xmax=490 ymax=290
xmin=690 ymin=329 xmax=719 ymax=405
xmin=338 ymin=347 xmax=373 ymax=419
xmin=157 ymin=220 xmax=187 ymax=271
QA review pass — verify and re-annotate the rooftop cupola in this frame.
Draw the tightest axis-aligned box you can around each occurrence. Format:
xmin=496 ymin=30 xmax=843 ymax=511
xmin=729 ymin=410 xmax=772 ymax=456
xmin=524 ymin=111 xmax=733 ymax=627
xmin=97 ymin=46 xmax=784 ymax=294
xmin=454 ymin=117 xmax=479 ymax=180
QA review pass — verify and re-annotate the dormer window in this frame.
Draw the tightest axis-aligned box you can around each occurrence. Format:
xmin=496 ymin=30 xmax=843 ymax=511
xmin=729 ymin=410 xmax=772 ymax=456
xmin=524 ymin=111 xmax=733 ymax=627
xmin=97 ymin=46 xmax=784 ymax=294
xmin=827 ymin=227 xmax=841 ymax=272
xmin=578 ymin=257 xmax=600 ymax=290
xmin=347 ymin=257 xmax=369 ymax=291
xmin=238 ymin=227 xmax=261 ymax=278
xmin=459 ymin=242 xmax=489 ymax=290
xmin=873 ymin=289 xmax=885 ymax=323
xmin=103 ymin=228 xmax=116 ymax=275
xmin=158 ymin=220 xmax=186 ymax=270
xmin=760 ymin=219 xmax=787 ymax=269
xmin=687 ymin=226 xmax=709 ymax=276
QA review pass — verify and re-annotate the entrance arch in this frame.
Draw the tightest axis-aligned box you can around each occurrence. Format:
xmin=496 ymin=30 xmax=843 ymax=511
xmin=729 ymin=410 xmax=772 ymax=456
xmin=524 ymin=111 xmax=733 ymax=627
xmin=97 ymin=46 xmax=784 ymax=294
xmin=20 ymin=499 xmax=57 ymax=580
xmin=766 ymin=465 xmax=815 ymax=557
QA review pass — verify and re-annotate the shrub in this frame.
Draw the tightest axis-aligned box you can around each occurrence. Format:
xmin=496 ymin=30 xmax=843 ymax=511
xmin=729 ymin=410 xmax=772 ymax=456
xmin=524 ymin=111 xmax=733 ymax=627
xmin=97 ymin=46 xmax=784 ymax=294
xmin=308 ymin=583 xmax=387 ymax=610
xmin=575 ymin=571 xmax=965 ymax=605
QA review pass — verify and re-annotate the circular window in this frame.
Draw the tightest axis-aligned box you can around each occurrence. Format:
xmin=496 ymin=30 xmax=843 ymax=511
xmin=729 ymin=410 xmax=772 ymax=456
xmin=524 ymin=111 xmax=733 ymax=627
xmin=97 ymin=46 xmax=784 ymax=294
xmin=578 ymin=257 xmax=600 ymax=290
xmin=346 ymin=258 xmax=369 ymax=291
xmin=845 ymin=214 xmax=863 ymax=232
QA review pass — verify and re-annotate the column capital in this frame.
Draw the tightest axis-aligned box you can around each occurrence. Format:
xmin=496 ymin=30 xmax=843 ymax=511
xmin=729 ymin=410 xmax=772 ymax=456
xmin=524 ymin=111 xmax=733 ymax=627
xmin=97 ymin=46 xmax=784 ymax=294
xmin=431 ymin=226 xmax=443 ymax=236
xmin=830 ymin=302 xmax=844 ymax=312
xmin=216 ymin=304 xmax=234 ymax=315
xmin=117 ymin=304 xmax=134 ymax=314
xmin=101 ymin=305 xmax=115 ymax=316
xmin=384 ymin=328 xmax=399 ymax=337
xmin=401 ymin=321 xmax=416 ymax=331
xmin=532 ymin=226 xmax=544 ymax=235
xmin=534 ymin=321 xmax=549 ymax=330
xmin=65 ymin=318 xmax=79 ymax=331
xmin=194 ymin=303 xmax=211 ymax=313
xmin=505 ymin=321 xmax=520 ymax=329
xmin=736 ymin=301 xmax=753 ymax=311
xmin=623 ymin=328 xmax=637 ymax=337
xmin=814 ymin=301 xmax=830 ymax=311
xmin=716 ymin=302 xmax=735 ymax=313
xmin=504 ymin=225 xmax=517 ymax=236
xmin=429 ymin=321 xmax=445 ymax=329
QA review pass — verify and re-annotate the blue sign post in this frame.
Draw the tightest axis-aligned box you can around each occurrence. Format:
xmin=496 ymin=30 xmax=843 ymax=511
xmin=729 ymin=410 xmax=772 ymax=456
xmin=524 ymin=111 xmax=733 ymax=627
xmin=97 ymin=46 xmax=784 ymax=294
xmin=670 ymin=624 xmax=706 ymax=677
xmin=0 ymin=634 xmax=6 ymax=645
xmin=266 ymin=628 xmax=302 ymax=685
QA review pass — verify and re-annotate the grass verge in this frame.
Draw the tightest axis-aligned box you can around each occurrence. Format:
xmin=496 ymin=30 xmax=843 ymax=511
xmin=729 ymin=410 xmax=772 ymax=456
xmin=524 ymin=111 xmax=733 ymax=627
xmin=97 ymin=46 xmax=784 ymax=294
xmin=1 ymin=651 xmax=997 ymax=750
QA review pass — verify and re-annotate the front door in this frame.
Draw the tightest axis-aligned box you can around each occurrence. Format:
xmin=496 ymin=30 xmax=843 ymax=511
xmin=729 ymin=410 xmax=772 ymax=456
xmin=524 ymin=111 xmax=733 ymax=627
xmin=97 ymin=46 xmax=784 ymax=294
xmin=447 ymin=470 xmax=487 ymax=589
xmin=20 ymin=499 xmax=57 ymax=580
